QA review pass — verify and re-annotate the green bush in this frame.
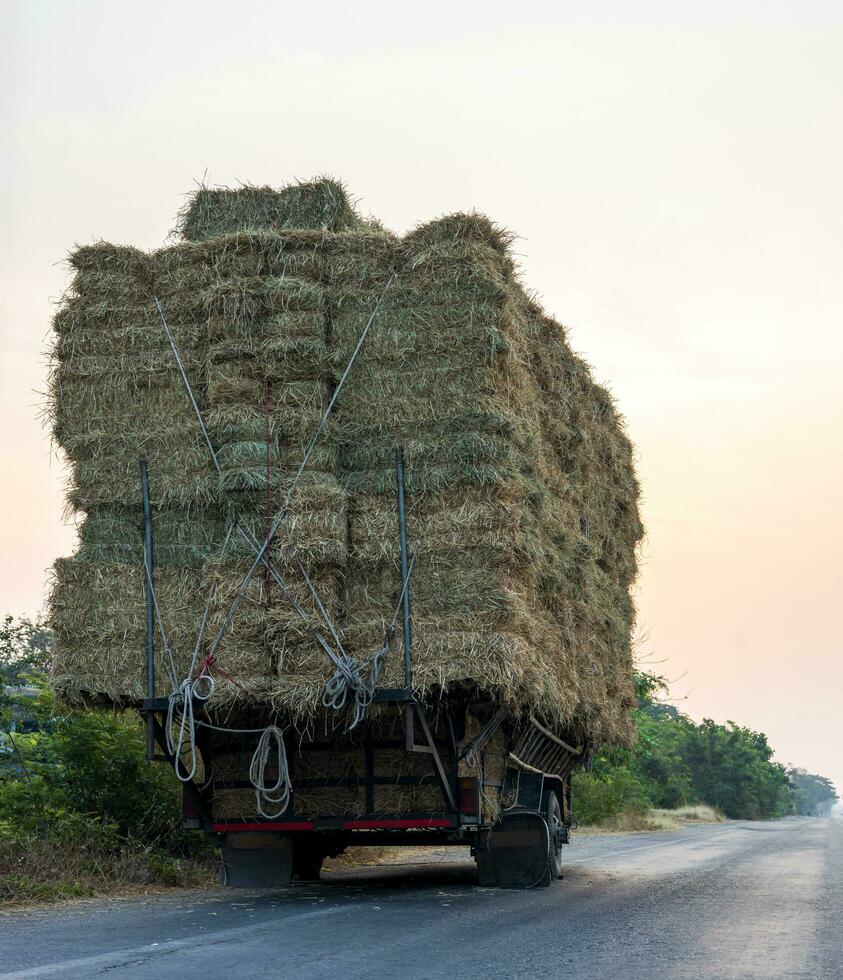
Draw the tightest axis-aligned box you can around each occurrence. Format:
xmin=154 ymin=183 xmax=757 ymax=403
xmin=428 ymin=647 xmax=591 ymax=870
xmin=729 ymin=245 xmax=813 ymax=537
xmin=572 ymin=768 xmax=652 ymax=825
xmin=1 ymin=617 xmax=213 ymax=904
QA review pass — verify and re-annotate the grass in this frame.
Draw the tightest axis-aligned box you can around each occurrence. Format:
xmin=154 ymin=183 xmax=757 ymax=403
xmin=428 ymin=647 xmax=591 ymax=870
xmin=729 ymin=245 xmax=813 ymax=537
xmin=581 ymin=804 xmax=726 ymax=834
xmin=0 ymin=837 xmax=216 ymax=909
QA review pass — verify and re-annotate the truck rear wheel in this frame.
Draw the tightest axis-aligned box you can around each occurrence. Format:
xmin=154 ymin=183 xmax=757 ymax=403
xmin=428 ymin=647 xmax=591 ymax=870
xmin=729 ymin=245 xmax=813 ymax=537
xmin=545 ymin=790 xmax=566 ymax=880
xmin=293 ymin=846 xmax=324 ymax=881
xmin=220 ymin=833 xmax=294 ymax=888
xmin=475 ymin=811 xmax=552 ymax=888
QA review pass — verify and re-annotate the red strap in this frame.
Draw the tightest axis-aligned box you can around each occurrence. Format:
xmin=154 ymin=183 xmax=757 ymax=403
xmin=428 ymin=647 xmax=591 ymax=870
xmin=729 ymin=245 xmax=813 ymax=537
xmin=195 ymin=653 xmax=246 ymax=692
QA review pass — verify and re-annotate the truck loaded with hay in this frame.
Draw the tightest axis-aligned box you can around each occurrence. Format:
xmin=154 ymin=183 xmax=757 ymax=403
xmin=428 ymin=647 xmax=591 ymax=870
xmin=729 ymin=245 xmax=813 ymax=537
xmin=48 ymin=178 xmax=642 ymax=888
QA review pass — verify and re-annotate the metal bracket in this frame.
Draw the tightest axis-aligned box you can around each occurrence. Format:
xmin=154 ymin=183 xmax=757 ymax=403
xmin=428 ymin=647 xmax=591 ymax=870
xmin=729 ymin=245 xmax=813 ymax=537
xmin=140 ymin=461 xmax=155 ymax=762
xmin=373 ymin=687 xmax=414 ymax=702
xmin=405 ymin=703 xmax=457 ymax=812
xmin=144 ymin=711 xmax=213 ymax=828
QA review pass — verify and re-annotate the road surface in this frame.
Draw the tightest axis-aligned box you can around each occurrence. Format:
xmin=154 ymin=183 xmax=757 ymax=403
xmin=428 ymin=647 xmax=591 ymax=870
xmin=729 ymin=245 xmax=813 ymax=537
xmin=1 ymin=817 xmax=840 ymax=979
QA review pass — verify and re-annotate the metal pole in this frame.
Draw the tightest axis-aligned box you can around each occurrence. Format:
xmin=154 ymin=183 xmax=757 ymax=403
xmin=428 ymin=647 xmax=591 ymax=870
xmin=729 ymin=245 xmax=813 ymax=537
xmin=395 ymin=447 xmax=412 ymax=690
xmin=141 ymin=461 xmax=155 ymax=762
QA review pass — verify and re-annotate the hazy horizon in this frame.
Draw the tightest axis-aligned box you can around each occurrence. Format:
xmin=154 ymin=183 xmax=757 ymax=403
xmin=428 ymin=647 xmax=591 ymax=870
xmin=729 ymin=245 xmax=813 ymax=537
xmin=2 ymin=1 xmax=841 ymax=794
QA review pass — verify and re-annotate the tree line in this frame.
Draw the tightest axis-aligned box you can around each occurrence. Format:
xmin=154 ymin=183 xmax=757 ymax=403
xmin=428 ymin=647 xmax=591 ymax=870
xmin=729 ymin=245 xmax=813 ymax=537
xmin=573 ymin=671 xmax=838 ymax=823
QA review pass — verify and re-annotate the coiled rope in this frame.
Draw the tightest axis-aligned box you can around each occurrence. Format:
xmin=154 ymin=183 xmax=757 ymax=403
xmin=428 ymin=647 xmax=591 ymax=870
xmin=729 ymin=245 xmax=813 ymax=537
xmin=165 ymin=673 xmax=214 ymax=783
xmin=248 ymin=726 xmax=291 ymax=819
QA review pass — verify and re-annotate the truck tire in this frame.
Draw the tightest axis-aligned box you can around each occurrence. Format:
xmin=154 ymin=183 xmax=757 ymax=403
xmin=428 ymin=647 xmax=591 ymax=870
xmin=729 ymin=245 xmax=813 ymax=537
xmin=475 ymin=811 xmax=551 ymax=888
xmin=220 ymin=832 xmax=294 ymax=888
xmin=293 ymin=846 xmax=324 ymax=881
xmin=544 ymin=790 xmax=565 ymax=881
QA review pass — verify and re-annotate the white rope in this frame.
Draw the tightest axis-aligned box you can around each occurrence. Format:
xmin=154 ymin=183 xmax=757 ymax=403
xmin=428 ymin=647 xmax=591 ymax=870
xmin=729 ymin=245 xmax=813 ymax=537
xmin=165 ymin=672 xmax=215 ymax=783
xmin=320 ymin=543 xmax=420 ymax=730
xmin=249 ymin=726 xmax=291 ymax=818
xmin=321 ymin=634 xmax=391 ymax=731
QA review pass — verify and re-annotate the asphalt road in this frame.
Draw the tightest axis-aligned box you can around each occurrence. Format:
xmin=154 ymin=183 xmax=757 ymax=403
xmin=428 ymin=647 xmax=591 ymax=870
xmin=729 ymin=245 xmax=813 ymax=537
xmin=1 ymin=817 xmax=840 ymax=979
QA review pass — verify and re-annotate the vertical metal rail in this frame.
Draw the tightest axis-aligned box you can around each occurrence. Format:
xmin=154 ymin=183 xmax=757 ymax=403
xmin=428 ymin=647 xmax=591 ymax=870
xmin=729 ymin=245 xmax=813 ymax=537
xmin=395 ymin=446 xmax=412 ymax=691
xmin=141 ymin=461 xmax=155 ymax=762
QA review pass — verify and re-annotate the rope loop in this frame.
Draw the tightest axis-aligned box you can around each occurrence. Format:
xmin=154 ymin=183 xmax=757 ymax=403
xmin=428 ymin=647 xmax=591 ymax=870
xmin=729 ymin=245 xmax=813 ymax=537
xmin=249 ymin=725 xmax=291 ymax=818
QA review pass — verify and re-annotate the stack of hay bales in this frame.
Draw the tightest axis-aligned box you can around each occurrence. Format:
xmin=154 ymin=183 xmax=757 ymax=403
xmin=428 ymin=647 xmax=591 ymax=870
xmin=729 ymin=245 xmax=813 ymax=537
xmin=49 ymin=243 xmax=216 ymax=701
xmin=187 ymin=228 xmax=344 ymax=704
xmin=49 ymin=177 xmax=642 ymax=753
xmin=49 ymin=181 xmax=362 ymax=705
xmin=331 ymin=215 xmax=642 ymax=745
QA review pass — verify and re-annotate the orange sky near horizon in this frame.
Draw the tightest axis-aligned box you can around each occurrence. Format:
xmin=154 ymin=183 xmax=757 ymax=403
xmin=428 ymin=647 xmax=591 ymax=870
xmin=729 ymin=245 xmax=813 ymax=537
xmin=2 ymin=2 xmax=841 ymax=793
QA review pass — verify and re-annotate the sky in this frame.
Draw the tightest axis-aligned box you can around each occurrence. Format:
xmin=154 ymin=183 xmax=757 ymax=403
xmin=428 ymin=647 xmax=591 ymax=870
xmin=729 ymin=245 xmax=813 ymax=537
xmin=2 ymin=1 xmax=841 ymax=792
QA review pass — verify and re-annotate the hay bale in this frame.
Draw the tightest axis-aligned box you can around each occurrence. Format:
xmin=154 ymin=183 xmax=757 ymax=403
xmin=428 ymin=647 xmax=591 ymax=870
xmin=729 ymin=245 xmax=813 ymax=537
xmin=49 ymin=559 xmax=206 ymax=704
xmin=177 ymin=178 xmax=364 ymax=241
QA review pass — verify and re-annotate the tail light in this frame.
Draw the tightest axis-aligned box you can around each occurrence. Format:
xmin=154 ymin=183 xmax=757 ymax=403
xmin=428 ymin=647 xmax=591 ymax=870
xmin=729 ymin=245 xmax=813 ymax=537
xmin=458 ymin=777 xmax=480 ymax=818
xmin=182 ymin=788 xmax=201 ymax=829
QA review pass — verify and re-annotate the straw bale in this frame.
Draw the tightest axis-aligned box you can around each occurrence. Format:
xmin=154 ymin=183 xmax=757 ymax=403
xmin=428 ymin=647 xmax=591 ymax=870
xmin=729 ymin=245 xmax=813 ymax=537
xmin=177 ymin=178 xmax=363 ymax=241
xmin=77 ymin=504 xmax=223 ymax=568
xmin=49 ymin=559 xmax=206 ymax=704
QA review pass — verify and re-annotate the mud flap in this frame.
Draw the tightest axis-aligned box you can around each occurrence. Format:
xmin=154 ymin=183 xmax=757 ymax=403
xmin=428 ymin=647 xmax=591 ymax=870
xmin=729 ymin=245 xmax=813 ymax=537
xmin=475 ymin=812 xmax=551 ymax=888
xmin=220 ymin=832 xmax=294 ymax=888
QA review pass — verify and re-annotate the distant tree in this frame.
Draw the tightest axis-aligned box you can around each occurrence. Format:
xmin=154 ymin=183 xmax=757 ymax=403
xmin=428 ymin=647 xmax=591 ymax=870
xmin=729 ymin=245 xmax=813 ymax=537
xmin=0 ymin=615 xmax=52 ymax=687
xmin=789 ymin=769 xmax=838 ymax=815
xmin=679 ymin=720 xmax=794 ymax=819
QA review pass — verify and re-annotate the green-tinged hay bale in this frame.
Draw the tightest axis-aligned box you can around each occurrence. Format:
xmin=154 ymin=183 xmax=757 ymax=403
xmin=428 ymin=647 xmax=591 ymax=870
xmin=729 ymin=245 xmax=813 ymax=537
xmin=204 ymin=277 xmax=325 ymax=324
xmin=66 ymin=445 xmax=215 ymax=510
xmin=325 ymin=232 xmax=397 ymax=288
xmin=345 ymin=560 xmax=539 ymax=622
xmin=49 ymin=559 xmax=206 ymax=704
xmin=215 ymin=439 xmax=334 ymax=474
xmin=52 ymin=300 xmax=200 ymax=357
xmin=69 ymin=243 xmax=151 ymax=277
xmin=330 ymin=316 xmax=512 ymax=369
xmin=78 ymin=504 xmax=224 ymax=567
xmin=207 ymin=372 xmax=329 ymax=414
xmin=200 ymin=506 xmax=345 ymax=575
xmin=341 ymin=460 xmax=528 ymax=497
xmin=66 ymin=247 xmax=153 ymax=307
xmin=155 ymin=229 xmax=327 ymax=269
xmin=213 ymin=473 xmax=345 ymax=549
xmin=52 ymin=373 xmax=200 ymax=432
xmin=331 ymin=281 xmax=511 ymax=326
xmin=152 ymin=233 xmax=325 ymax=287
xmin=177 ymin=178 xmax=362 ymax=241
xmin=206 ymin=408 xmax=326 ymax=446
xmin=207 ymin=335 xmax=328 ymax=379
xmin=56 ymin=423 xmax=200 ymax=463
xmin=347 ymin=486 xmax=553 ymax=570
xmin=54 ymin=349 xmax=203 ymax=381
xmin=333 ymin=369 xmax=540 ymax=446
xmin=401 ymin=212 xmax=515 ymax=254
xmin=340 ymin=430 xmax=539 ymax=489
xmin=207 ymin=309 xmax=325 ymax=344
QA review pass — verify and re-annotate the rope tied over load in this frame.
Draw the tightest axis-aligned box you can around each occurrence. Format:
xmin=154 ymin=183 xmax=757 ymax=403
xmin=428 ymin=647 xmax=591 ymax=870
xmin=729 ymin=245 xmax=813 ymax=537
xmin=145 ymin=274 xmax=399 ymax=808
